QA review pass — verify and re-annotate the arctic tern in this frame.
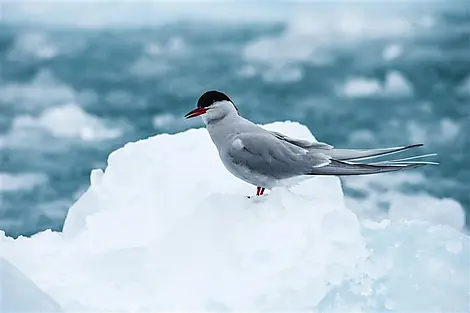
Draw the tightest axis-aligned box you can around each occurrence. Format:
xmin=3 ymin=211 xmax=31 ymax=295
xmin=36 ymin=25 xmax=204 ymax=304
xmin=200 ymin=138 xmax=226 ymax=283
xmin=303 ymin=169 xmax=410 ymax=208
xmin=185 ymin=90 xmax=437 ymax=196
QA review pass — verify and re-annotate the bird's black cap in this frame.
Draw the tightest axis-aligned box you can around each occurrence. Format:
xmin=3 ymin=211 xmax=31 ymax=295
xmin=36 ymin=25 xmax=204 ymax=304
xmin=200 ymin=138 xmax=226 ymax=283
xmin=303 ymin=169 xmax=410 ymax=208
xmin=197 ymin=90 xmax=232 ymax=108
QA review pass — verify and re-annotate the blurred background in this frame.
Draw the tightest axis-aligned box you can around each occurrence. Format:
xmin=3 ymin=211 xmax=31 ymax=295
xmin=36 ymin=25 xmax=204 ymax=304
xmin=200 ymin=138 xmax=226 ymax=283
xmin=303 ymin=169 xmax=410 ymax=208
xmin=0 ymin=1 xmax=469 ymax=237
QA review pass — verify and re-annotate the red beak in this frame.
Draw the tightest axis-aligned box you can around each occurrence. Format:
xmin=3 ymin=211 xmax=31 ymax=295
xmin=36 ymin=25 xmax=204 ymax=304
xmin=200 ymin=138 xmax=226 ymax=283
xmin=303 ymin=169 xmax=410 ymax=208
xmin=185 ymin=107 xmax=208 ymax=119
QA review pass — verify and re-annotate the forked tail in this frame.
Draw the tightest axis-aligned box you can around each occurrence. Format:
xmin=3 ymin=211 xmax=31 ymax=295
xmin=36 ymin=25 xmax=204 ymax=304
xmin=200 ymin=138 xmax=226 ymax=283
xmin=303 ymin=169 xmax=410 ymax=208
xmin=309 ymin=144 xmax=437 ymax=176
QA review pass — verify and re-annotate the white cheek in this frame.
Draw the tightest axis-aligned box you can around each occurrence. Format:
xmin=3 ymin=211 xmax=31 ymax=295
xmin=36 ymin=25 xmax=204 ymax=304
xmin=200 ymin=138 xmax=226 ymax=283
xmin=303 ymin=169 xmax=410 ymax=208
xmin=204 ymin=107 xmax=221 ymax=120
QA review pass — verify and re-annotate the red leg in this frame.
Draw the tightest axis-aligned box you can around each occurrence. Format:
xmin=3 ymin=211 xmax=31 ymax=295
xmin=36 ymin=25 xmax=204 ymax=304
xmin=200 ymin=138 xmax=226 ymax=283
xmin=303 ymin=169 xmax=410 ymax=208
xmin=260 ymin=188 xmax=265 ymax=195
xmin=256 ymin=187 xmax=261 ymax=196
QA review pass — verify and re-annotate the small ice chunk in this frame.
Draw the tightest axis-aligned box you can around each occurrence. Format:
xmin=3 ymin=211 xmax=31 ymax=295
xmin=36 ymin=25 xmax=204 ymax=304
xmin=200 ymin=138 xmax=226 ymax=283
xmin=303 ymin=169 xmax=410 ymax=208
xmin=90 ymin=169 xmax=104 ymax=186
xmin=383 ymin=71 xmax=413 ymax=96
xmin=342 ymin=71 xmax=412 ymax=98
xmin=342 ymin=78 xmax=382 ymax=97
xmin=382 ymin=44 xmax=403 ymax=61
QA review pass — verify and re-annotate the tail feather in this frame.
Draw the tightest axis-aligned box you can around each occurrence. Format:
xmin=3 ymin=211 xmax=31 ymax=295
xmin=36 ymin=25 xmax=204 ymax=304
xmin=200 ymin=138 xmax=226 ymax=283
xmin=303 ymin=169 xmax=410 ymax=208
xmin=324 ymin=144 xmax=423 ymax=161
xmin=371 ymin=153 xmax=438 ymax=164
xmin=308 ymin=159 xmax=426 ymax=176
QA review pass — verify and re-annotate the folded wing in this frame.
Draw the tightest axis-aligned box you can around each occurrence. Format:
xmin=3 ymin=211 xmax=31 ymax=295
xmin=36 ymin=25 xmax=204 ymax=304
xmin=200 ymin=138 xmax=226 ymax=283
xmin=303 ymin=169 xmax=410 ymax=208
xmin=231 ymin=131 xmax=437 ymax=178
xmin=228 ymin=133 xmax=331 ymax=179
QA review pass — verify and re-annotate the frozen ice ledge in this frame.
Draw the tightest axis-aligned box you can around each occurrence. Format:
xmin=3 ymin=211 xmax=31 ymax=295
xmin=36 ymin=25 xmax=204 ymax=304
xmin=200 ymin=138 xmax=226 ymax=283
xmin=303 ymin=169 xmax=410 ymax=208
xmin=1 ymin=122 xmax=468 ymax=312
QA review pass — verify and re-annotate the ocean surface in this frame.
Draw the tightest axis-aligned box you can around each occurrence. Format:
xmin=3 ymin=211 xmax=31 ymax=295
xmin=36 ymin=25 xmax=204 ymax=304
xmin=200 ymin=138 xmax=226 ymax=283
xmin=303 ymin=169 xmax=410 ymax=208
xmin=1 ymin=2 xmax=469 ymax=237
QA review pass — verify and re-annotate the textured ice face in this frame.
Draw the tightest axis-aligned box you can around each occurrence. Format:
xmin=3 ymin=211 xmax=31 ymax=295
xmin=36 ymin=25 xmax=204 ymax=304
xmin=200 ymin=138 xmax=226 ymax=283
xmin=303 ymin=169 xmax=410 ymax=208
xmin=1 ymin=121 xmax=469 ymax=312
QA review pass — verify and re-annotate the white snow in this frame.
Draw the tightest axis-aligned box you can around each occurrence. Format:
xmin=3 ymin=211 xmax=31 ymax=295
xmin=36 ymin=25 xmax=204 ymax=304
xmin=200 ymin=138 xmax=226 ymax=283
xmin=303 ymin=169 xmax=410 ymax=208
xmin=1 ymin=121 xmax=469 ymax=312
xmin=12 ymin=103 xmax=122 ymax=141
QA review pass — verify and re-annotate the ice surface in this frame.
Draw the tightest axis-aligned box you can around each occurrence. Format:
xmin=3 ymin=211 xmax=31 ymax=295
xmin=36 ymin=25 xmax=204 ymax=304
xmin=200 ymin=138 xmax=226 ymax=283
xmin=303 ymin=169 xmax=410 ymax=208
xmin=0 ymin=257 xmax=63 ymax=312
xmin=343 ymin=172 xmax=466 ymax=230
xmin=1 ymin=122 xmax=469 ymax=312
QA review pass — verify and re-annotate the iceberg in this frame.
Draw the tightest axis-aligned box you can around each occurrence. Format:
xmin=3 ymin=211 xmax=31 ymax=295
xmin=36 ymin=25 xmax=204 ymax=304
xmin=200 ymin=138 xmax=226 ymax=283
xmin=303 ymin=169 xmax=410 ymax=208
xmin=1 ymin=122 xmax=468 ymax=312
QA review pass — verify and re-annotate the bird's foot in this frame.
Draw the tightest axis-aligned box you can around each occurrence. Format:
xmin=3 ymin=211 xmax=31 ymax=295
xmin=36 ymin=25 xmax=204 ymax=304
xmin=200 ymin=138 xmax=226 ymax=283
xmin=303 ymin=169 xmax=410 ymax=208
xmin=246 ymin=187 xmax=267 ymax=199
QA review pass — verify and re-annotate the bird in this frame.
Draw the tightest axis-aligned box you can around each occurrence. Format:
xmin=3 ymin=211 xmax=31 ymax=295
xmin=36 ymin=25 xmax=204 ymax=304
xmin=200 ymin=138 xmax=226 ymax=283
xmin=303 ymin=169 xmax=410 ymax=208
xmin=185 ymin=90 xmax=437 ymax=197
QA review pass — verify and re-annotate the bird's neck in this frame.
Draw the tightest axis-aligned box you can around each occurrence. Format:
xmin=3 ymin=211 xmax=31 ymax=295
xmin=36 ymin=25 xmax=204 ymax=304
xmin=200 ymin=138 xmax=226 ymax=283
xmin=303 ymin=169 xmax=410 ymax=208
xmin=206 ymin=113 xmax=244 ymax=149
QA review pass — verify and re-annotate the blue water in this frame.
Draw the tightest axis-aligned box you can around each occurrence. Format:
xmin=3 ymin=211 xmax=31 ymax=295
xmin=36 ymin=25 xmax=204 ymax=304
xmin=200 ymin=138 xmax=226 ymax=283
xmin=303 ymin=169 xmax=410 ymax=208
xmin=1 ymin=3 xmax=469 ymax=237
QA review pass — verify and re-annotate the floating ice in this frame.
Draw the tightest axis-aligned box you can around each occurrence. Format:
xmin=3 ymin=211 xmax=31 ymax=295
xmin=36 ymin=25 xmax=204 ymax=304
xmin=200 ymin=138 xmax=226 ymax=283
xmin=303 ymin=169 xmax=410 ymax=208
xmin=12 ymin=103 xmax=122 ymax=141
xmin=262 ymin=65 xmax=304 ymax=84
xmin=242 ymin=6 xmax=415 ymax=71
xmin=236 ymin=65 xmax=258 ymax=78
xmin=7 ymin=32 xmax=58 ymax=60
xmin=348 ymin=129 xmax=376 ymax=145
xmin=342 ymin=78 xmax=382 ymax=97
xmin=388 ymin=195 xmax=465 ymax=230
xmin=0 ymin=70 xmax=76 ymax=109
xmin=1 ymin=122 xmax=468 ymax=312
xmin=383 ymin=71 xmax=413 ymax=96
xmin=129 ymin=56 xmax=171 ymax=78
xmin=131 ymin=37 xmax=189 ymax=78
xmin=152 ymin=113 xmax=179 ymax=129
xmin=406 ymin=118 xmax=461 ymax=145
xmin=152 ymin=113 xmax=200 ymax=132
xmin=0 ymin=173 xmax=49 ymax=192
xmin=382 ymin=43 xmax=403 ymax=61
xmin=343 ymin=172 xmax=466 ymax=230
xmin=456 ymin=75 xmax=470 ymax=96
xmin=342 ymin=71 xmax=413 ymax=98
